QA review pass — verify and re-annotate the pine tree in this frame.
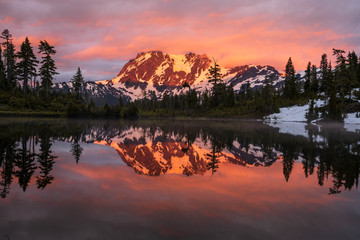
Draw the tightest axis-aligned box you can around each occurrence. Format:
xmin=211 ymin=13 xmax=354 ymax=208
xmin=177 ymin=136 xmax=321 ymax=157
xmin=1 ymin=29 xmax=17 ymax=89
xmin=333 ymin=49 xmax=349 ymax=102
xmin=16 ymin=37 xmax=38 ymax=94
xmin=72 ymin=67 xmax=84 ymax=100
xmin=245 ymin=81 xmax=253 ymax=101
xmin=38 ymin=40 xmax=58 ymax=97
xmin=208 ymin=59 xmax=223 ymax=107
xmin=208 ymin=59 xmax=222 ymax=87
xmin=347 ymin=51 xmax=359 ymax=90
xmin=225 ymin=85 xmax=235 ymax=107
xmin=319 ymin=54 xmax=328 ymax=93
xmin=304 ymin=62 xmax=311 ymax=97
xmin=310 ymin=64 xmax=318 ymax=97
xmin=283 ymin=57 xmax=298 ymax=99
xmin=327 ymin=61 xmax=342 ymax=120
xmin=326 ymin=62 xmax=333 ymax=98
xmin=0 ymin=46 xmax=6 ymax=90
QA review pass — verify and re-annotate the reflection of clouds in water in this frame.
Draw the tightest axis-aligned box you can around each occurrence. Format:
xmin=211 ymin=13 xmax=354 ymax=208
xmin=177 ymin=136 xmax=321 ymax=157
xmin=0 ymin=163 xmax=359 ymax=240
xmin=0 ymin=120 xmax=360 ymax=239
xmin=54 ymin=141 xmax=127 ymax=166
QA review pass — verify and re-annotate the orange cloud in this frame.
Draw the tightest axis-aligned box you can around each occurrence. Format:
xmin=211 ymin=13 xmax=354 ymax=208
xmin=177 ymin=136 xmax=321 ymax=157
xmin=4 ymin=0 xmax=357 ymax=81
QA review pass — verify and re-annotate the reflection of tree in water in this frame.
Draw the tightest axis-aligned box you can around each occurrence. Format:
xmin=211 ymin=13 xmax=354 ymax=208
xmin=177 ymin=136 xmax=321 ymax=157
xmin=37 ymin=134 xmax=56 ymax=190
xmin=70 ymin=132 xmax=83 ymax=164
xmin=0 ymin=122 xmax=59 ymax=198
xmin=206 ymin=145 xmax=221 ymax=175
xmin=301 ymin=124 xmax=360 ymax=194
xmin=0 ymin=142 xmax=17 ymax=199
xmin=0 ymin=119 xmax=359 ymax=197
xmin=124 ymin=121 xmax=360 ymax=193
xmin=282 ymin=141 xmax=298 ymax=182
xmin=71 ymin=141 xmax=83 ymax=164
xmin=14 ymin=136 xmax=36 ymax=191
xmin=205 ymin=134 xmax=224 ymax=176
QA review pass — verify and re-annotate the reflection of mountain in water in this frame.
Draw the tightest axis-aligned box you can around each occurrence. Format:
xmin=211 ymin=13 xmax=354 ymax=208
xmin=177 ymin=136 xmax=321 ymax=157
xmin=95 ymin=127 xmax=281 ymax=176
xmin=1 ymin=119 xmax=359 ymax=198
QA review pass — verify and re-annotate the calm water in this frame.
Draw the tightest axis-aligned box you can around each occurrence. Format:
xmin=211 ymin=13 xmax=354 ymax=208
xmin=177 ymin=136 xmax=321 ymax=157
xmin=0 ymin=118 xmax=359 ymax=240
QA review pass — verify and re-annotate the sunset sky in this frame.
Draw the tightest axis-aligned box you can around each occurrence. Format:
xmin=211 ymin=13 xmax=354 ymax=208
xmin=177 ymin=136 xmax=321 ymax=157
xmin=1 ymin=0 xmax=359 ymax=82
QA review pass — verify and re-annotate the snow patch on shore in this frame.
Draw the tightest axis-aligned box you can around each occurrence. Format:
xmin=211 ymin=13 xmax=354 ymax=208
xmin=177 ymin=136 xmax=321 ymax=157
xmin=265 ymin=100 xmax=325 ymax=123
xmin=265 ymin=100 xmax=360 ymax=135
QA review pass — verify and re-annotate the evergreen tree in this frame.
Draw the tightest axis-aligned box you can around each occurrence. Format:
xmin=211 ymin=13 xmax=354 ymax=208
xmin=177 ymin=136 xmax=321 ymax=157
xmin=1 ymin=29 xmax=17 ymax=89
xmin=245 ymin=81 xmax=253 ymax=100
xmin=201 ymin=89 xmax=210 ymax=109
xmin=87 ymin=98 xmax=95 ymax=113
xmin=333 ymin=49 xmax=350 ymax=102
xmin=38 ymin=40 xmax=58 ymax=97
xmin=327 ymin=62 xmax=342 ymax=120
xmin=347 ymin=51 xmax=359 ymax=90
xmin=208 ymin=59 xmax=223 ymax=107
xmin=319 ymin=54 xmax=328 ymax=93
xmin=283 ymin=57 xmax=298 ymax=99
xmin=0 ymin=46 xmax=6 ymax=90
xmin=72 ymin=67 xmax=84 ymax=100
xmin=225 ymin=85 xmax=235 ymax=107
xmin=310 ymin=64 xmax=318 ymax=97
xmin=304 ymin=62 xmax=311 ymax=97
xmin=16 ymin=37 xmax=39 ymax=94
xmin=208 ymin=59 xmax=222 ymax=87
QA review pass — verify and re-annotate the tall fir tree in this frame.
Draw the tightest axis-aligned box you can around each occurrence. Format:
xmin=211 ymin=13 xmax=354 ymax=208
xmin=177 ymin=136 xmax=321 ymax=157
xmin=310 ymin=64 xmax=318 ymax=97
xmin=319 ymin=54 xmax=328 ymax=93
xmin=283 ymin=57 xmax=298 ymax=99
xmin=347 ymin=51 xmax=359 ymax=89
xmin=16 ymin=37 xmax=38 ymax=94
xmin=0 ymin=46 xmax=6 ymax=90
xmin=208 ymin=59 xmax=224 ymax=107
xmin=304 ymin=62 xmax=311 ymax=97
xmin=327 ymin=61 xmax=342 ymax=120
xmin=208 ymin=59 xmax=222 ymax=87
xmin=1 ymin=29 xmax=17 ymax=89
xmin=333 ymin=48 xmax=350 ymax=102
xmin=38 ymin=40 xmax=58 ymax=97
xmin=72 ymin=67 xmax=84 ymax=100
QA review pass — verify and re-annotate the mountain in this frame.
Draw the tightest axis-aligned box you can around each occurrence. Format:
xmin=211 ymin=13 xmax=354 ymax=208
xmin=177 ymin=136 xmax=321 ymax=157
xmin=93 ymin=51 xmax=285 ymax=101
xmin=111 ymin=51 xmax=212 ymax=86
xmin=54 ymin=51 xmax=301 ymax=104
xmin=53 ymin=81 xmax=130 ymax=105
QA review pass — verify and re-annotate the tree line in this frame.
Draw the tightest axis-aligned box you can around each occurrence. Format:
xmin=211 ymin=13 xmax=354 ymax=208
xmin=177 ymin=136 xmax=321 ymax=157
xmin=1 ymin=27 xmax=359 ymax=120
xmin=134 ymin=50 xmax=360 ymax=121
xmin=0 ymin=28 xmax=138 ymax=118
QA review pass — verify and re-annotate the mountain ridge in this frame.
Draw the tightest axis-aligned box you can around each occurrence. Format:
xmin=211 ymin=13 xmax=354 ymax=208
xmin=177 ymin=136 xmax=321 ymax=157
xmin=55 ymin=51 xmax=302 ymax=104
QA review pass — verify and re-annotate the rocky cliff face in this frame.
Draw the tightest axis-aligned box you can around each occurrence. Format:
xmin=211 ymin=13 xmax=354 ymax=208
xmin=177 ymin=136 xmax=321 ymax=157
xmin=111 ymin=51 xmax=212 ymax=87
xmin=96 ymin=51 xmax=284 ymax=101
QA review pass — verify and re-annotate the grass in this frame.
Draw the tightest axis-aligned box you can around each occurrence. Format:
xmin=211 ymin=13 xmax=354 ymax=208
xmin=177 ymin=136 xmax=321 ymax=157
xmin=0 ymin=110 xmax=63 ymax=118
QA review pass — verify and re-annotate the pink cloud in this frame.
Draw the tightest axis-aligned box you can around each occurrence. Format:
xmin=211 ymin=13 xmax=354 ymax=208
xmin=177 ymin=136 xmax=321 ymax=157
xmin=1 ymin=0 xmax=359 ymax=81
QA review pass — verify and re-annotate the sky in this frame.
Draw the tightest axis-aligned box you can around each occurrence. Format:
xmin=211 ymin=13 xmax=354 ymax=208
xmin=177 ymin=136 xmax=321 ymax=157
xmin=1 ymin=0 xmax=360 ymax=82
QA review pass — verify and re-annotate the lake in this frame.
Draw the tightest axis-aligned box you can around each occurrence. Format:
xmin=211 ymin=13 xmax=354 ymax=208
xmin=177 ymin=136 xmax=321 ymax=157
xmin=0 ymin=118 xmax=359 ymax=240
